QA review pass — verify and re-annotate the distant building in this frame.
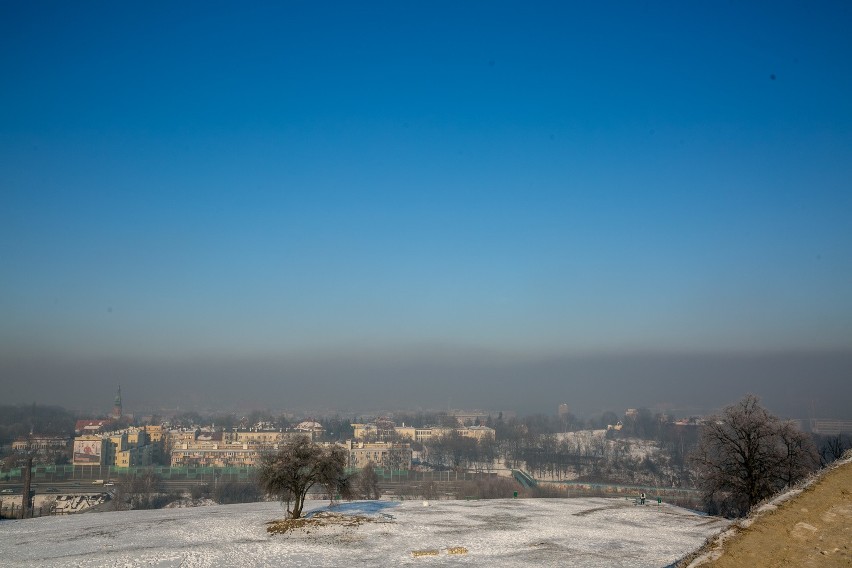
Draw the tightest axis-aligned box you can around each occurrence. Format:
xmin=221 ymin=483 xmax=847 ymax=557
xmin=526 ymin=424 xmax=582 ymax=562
xmin=295 ymin=421 xmax=325 ymax=436
xmin=345 ymin=441 xmax=412 ymax=470
xmin=811 ymin=419 xmax=852 ymax=436
xmin=72 ymin=427 xmax=157 ymax=468
xmin=352 ymin=422 xmax=496 ymax=443
xmin=393 ymin=426 xmax=448 ymax=443
xmin=141 ymin=424 xmax=167 ymax=464
xmin=222 ymin=428 xmax=315 ymax=445
xmin=12 ymin=436 xmax=70 ymax=453
xmin=110 ymin=429 xmax=153 ymax=468
xmin=558 ymin=403 xmax=570 ymax=417
xmin=170 ymin=442 xmax=266 ymax=467
xmin=459 ymin=426 xmax=496 ymax=441
xmin=449 ymin=410 xmax=489 ymax=426
xmin=351 ymin=422 xmax=396 ymax=441
xmin=111 ymin=386 xmax=123 ymax=420
xmin=394 ymin=425 xmax=495 ymax=443
xmin=75 ymin=419 xmax=112 ymax=435
xmin=168 ymin=427 xmax=313 ymax=467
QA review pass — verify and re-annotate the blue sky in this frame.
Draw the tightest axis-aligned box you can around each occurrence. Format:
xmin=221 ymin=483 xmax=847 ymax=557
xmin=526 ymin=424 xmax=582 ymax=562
xmin=2 ymin=2 xmax=851 ymax=412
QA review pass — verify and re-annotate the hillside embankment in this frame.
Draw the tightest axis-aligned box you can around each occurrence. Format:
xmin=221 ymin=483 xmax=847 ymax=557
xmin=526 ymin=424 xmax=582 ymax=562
xmin=683 ymin=454 xmax=852 ymax=567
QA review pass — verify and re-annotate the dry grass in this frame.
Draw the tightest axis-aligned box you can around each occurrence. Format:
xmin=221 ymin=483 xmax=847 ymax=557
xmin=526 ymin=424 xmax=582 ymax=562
xmin=266 ymin=511 xmax=380 ymax=535
xmin=411 ymin=547 xmax=468 ymax=557
xmin=680 ymin=455 xmax=852 ymax=567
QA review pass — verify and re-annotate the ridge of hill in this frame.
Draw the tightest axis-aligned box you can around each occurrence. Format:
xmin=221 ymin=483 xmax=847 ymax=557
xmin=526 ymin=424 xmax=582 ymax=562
xmin=682 ymin=452 xmax=852 ymax=568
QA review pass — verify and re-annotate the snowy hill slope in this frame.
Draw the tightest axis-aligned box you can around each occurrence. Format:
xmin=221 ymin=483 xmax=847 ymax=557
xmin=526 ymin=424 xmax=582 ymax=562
xmin=0 ymin=498 xmax=729 ymax=567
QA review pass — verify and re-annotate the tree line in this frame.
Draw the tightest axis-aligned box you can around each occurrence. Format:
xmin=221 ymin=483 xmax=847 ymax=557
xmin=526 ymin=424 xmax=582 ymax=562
xmin=0 ymin=404 xmax=76 ymax=445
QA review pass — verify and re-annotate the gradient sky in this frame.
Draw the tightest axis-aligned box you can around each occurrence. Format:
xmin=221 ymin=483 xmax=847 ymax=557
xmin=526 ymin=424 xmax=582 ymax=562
xmin=2 ymin=2 xmax=851 ymax=416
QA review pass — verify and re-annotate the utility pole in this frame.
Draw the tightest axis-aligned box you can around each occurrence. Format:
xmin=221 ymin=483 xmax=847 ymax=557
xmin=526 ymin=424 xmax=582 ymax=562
xmin=21 ymin=431 xmax=35 ymax=519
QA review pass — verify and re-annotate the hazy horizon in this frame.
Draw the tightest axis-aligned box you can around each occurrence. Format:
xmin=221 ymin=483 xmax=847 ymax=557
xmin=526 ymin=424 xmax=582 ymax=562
xmin=4 ymin=346 xmax=851 ymax=421
xmin=2 ymin=4 xmax=851 ymax=420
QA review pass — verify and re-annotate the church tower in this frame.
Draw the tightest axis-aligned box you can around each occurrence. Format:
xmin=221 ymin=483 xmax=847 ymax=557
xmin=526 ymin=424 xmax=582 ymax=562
xmin=111 ymin=385 xmax=123 ymax=420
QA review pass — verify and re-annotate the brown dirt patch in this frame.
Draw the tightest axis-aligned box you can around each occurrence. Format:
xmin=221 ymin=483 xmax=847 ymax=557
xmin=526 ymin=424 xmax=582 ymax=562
xmin=266 ymin=511 xmax=382 ymax=535
xmin=686 ymin=458 xmax=852 ymax=567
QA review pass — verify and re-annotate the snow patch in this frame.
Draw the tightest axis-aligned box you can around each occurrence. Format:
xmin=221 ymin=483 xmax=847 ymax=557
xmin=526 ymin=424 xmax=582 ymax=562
xmin=0 ymin=498 xmax=729 ymax=567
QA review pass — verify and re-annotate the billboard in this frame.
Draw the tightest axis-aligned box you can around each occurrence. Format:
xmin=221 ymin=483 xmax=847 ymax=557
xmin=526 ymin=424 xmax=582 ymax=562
xmin=73 ymin=439 xmax=103 ymax=465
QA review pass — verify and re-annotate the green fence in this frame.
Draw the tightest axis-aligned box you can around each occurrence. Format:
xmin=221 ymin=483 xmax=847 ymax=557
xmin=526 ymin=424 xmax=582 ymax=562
xmin=1 ymin=465 xmax=256 ymax=483
xmin=1 ymin=465 xmax=494 ymax=484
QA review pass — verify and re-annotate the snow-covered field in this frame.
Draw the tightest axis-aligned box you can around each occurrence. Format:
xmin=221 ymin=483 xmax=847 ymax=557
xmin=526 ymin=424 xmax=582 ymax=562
xmin=0 ymin=498 xmax=729 ymax=567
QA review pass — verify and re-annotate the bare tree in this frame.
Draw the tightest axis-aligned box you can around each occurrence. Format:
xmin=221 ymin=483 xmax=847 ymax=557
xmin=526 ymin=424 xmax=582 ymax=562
xmin=257 ymin=437 xmax=347 ymax=519
xmin=432 ymin=432 xmax=478 ymax=471
xmin=110 ymin=483 xmax=129 ymax=511
xmin=41 ymin=495 xmax=57 ymax=516
xmin=477 ymin=433 xmax=497 ymax=473
xmin=818 ymin=434 xmax=851 ymax=466
xmin=321 ymin=448 xmax=355 ymax=506
xmin=692 ymin=395 xmax=817 ymax=517
xmin=776 ymin=421 xmax=818 ymax=486
xmin=384 ymin=446 xmax=408 ymax=471
xmin=116 ymin=471 xmax=163 ymax=510
xmin=358 ymin=463 xmax=381 ymax=500
xmin=214 ymin=481 xmax=263 ymax=504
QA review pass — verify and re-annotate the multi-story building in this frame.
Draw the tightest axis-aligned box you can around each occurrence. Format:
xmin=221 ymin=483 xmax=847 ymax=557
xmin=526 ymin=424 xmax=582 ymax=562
xmin=811 ymin=419 xmax=852 ymax=436
xmin=345 ymin=441 xmax=412 ymax=470
xmin=141 ymin=424 xmax=167 ymax=464
xmin=12 ymin=436 xmax=70 ymax=453
xmin=109 ymin=430 xmax=153 ymax=468
xmin=168 ymin=428 xmax=314 ymax=467
xmin=170 ymin=441 xmax=270 ymax=467
xmin=457 ymin=425 xmax=496 ymax=441
xmin=360 ymin=424 xmax=496 ymax=443
xmin=72 ymin=428 xmax=155 ymax=468
xmin=351 ymin=422 xmax=396 ymax=441
xmin=169 ymin=428 xmax=201 ymax=445
xmin=394 ymin=426 xmax=454 ymax=443
xmin=222 ymin=428 xmax=317 ymax=445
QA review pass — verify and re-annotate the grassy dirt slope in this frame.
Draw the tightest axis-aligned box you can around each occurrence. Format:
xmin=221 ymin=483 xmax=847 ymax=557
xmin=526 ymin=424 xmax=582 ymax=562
xmin=686 ymin=457 xmax=852 ymax=567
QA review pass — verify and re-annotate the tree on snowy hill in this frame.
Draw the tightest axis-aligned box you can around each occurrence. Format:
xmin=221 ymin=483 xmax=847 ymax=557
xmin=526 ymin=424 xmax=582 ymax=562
xmin=257 ymin=437 xmax=348 ymax=519
xmin=692 ymin=394 xmax=818 ymax=517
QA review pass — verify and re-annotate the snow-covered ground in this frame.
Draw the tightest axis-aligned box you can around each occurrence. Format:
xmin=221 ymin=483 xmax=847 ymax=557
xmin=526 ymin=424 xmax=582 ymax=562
xmin=0 ymin=498 xmax=729 ymax=567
